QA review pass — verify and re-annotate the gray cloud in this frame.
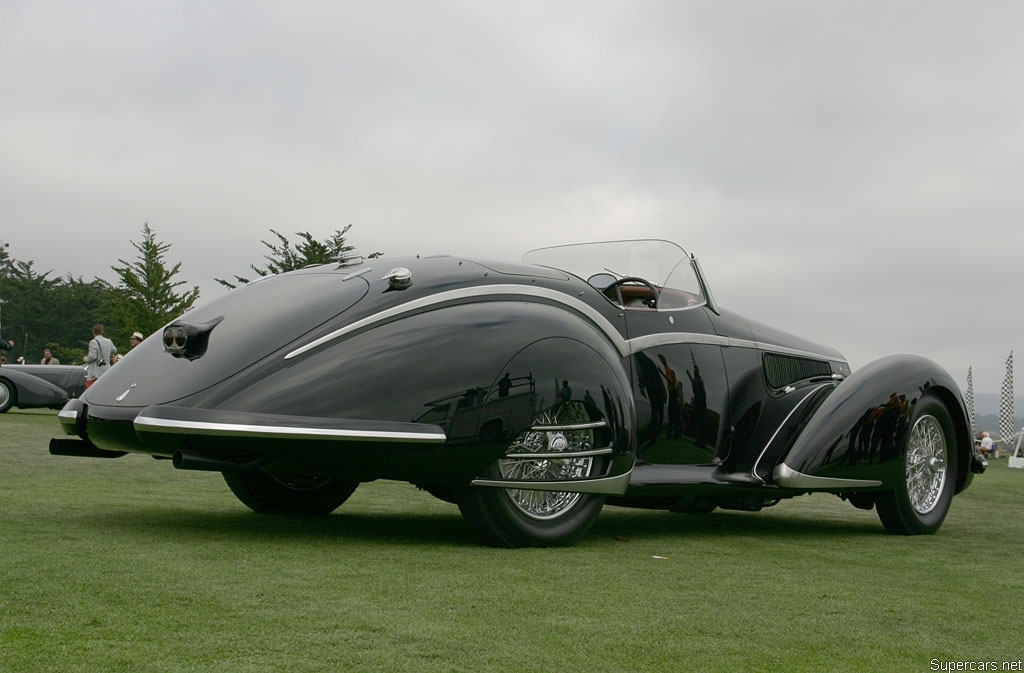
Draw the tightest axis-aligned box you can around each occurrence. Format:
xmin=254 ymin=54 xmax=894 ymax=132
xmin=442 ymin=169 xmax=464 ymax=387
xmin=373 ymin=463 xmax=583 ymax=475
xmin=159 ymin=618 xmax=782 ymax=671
xmin=2 ymin=0 xmax=1021 ymax=392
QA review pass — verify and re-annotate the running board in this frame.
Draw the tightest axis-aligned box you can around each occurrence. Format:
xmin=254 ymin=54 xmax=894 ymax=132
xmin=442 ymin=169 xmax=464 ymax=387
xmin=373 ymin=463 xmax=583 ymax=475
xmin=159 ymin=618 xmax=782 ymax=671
xmin=472 ymin=470 xmax=631 ymax=495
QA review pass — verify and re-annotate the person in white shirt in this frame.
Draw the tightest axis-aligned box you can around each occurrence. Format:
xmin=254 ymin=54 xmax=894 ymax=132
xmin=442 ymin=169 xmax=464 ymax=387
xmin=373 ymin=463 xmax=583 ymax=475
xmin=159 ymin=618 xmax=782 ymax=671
xmin=83 ymin=324 xmax=117 ymax=388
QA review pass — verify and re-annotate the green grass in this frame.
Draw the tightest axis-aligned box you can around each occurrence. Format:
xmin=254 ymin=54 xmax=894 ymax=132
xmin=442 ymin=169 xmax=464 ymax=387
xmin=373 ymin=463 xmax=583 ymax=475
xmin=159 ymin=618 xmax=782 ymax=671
xmin=2 ymin=409 xmax=1022 ymax=672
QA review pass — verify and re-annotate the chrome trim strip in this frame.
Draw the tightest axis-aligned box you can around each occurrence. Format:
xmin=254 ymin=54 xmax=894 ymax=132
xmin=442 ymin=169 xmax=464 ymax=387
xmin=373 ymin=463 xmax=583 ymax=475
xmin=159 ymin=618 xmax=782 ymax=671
xmin=742 ymin=339 xmax=848 ymax=365
xmin=531 ymin=421 xmax=608 ymax=432
xmin=633 ymin=333 xmax=844 ymax=365
xmin=774 ymin=463 xmax=882 ymax=489
xmin=285 ymin=284 xmax=631 ymax=360
xmin=504 ymin=448 xmax=614 ymax=459
xmin=629 ymin=333 xmax=731 ymax=351
xmin=471 ymin=469 xmax=631 ymax=495
xmin=751 ymin=383 xmax=834 ymax=485
xmin=284 ymin=282 xmax=846 ymax=365
xmin=58 ymin=407 xmax=80 ymax=436
xmin=342 ymin=267 xmax=373 ymax=281
xmin=133 ymin=415 xmax=446 ymax=444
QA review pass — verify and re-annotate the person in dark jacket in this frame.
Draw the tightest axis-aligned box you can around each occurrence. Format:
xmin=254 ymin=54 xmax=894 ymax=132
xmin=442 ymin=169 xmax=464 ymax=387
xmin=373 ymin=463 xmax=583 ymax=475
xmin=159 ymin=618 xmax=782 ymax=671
xmin=0 ymin=325 xmax=13 ymax=353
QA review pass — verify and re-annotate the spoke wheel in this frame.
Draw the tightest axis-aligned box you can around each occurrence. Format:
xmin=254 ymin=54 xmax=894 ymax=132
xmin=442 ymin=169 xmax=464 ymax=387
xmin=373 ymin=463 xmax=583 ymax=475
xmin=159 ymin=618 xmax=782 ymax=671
xmin=905 ymin=415 xmax=947 ymax=514
xmin=223 ymin=470 xmax=358 ymax=516
xmin=460 ymin=402 xmax=605 ymax=547
xmin=0 ymin=378 xmax=14 ymax=413
xmin=499 ymin=405 xmax=595 ymax=520
xmin=876 ymin=397 xmax=957 ymax=535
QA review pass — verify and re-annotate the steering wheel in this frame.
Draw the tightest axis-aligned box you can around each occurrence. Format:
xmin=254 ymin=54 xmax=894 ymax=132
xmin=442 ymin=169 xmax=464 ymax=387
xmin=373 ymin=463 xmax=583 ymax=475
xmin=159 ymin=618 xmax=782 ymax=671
xmin=606 ymin=277 xmax=660 ymax=309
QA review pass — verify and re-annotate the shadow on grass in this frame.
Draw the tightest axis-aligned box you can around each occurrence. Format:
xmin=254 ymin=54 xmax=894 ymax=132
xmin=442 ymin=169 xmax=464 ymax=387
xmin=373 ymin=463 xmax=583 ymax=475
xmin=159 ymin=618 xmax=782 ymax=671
xmin=593 ymin=505 xmax=884 ymax=540
xmin=69 ymin=505 xmax=476 ymax=546
xmin=64 ymin=499 xmax=885 ymax=548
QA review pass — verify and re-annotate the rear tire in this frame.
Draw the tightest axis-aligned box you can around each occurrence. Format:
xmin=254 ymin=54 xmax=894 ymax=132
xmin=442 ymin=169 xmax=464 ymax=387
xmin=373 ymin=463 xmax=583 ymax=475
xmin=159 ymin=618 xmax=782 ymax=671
xmin=459 ymin=401 xmax=605 ymax=547
xmin=875 ymin=397 xmax=957 ymax=535
xmin=223 ymin=470 xmax=358 ymax=516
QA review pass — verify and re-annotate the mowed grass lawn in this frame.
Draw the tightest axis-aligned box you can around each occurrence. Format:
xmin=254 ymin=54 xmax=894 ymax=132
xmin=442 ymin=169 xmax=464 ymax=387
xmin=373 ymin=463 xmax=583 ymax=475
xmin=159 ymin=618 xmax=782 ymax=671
xmin=2 ymin=409 xmax=1022 ymax=673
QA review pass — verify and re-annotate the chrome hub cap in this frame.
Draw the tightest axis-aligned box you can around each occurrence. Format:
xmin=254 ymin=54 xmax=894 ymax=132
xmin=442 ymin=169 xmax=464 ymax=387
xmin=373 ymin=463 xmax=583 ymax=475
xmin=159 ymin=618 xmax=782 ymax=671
xmin=905 ymin=414 xmax=947 ymax=514
xmin=548 ymin=433 xmax=568 ymax=451
xmin=499 ymin=404 xmax=594 ymax=521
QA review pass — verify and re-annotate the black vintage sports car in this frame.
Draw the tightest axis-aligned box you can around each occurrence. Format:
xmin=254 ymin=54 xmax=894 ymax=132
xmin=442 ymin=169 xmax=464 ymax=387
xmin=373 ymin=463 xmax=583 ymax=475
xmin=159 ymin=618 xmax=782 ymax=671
xmin=1 ymin=363 xmax=86 ymax=413
xmin=51 ymin=240 xmax=983 ymax=546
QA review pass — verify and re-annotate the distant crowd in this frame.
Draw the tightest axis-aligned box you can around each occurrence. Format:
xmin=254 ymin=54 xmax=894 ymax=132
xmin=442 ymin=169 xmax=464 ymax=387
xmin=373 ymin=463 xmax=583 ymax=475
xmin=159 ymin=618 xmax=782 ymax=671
xmin=0 ymin=323 xmax=144 ymax=388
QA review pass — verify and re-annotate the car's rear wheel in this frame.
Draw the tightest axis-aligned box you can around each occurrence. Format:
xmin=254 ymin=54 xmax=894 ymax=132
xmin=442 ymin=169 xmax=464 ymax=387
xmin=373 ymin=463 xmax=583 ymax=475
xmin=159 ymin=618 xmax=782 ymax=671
xmin=223 ymin=470 xmax=358 ymax=515
xmin=875 ymin=396 xmax=957 ymax=535
xmin=0 ymin=378 xmax=16 ymax=413
xmin=459 ymin=401 xmax=605 ymax=547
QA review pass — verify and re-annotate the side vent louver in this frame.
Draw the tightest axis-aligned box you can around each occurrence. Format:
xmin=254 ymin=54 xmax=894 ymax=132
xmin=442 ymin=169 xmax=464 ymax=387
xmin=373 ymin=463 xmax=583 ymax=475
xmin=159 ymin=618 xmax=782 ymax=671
xmin=763 ymin=353 xmax=832 ymax=390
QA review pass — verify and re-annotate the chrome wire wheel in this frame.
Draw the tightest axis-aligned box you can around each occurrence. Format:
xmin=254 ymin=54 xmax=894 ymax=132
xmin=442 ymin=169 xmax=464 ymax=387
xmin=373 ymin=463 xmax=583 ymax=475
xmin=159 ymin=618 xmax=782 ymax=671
xmin=875 ymin=396 xmax=957 ymax=535
xmin=459 ymin=388 xmax=610 ymax=547
xmin=905 ymin=414 xmax=947 ymax=515
xmin=0 ymin=380 xmax=12 ymax=412
xmin=499 ymin=404 xmax=595 ymax=521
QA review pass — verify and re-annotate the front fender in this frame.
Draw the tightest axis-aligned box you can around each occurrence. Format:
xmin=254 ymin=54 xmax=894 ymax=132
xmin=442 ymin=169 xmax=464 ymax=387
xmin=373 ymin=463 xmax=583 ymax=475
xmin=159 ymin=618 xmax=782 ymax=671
xmin=776 ymin=354 xmax=973 ymax=493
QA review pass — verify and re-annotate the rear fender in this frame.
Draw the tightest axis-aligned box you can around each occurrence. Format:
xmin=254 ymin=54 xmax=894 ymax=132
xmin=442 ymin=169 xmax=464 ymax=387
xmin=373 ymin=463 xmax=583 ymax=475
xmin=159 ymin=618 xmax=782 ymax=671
xmin=135 ymin=299 xmax=634 ymax=488
xmin=471 ymin=336 xmax=635 ymax=495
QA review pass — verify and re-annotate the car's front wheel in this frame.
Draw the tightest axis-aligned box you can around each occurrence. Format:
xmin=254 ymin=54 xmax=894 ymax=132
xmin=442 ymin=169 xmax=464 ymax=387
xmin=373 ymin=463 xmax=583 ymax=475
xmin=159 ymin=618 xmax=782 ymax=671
xmin=875 ymin=396 xmax=957 ymax=534
xmin=0 ymin=378 xmax=16 ymax=413
xmin=223 ymin=470 xmax=358 ymax=516
xmin=459 ymin=402 xmax=605 ymax=547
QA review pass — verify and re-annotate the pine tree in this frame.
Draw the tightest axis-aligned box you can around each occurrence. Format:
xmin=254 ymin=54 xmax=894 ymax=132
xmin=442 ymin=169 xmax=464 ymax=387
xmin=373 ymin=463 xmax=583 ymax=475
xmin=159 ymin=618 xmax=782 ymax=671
xmin=216 ymin=225 xmax=380 ymax=289
xmin=103 ymin=223 xmax=200 ymax=342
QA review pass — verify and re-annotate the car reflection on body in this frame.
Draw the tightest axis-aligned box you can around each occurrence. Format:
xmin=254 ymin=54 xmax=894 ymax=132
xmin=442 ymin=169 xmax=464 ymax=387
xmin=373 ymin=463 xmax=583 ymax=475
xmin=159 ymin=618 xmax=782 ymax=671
xmin=50 ymin=240 xmax=983 ymax=547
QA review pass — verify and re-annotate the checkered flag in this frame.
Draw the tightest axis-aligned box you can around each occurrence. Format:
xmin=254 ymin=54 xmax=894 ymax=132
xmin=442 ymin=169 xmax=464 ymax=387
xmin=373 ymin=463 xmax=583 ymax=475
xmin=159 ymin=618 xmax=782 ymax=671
xmin=965 ymin=366 xmax=975 ymax=431
xmin=999 ymin=352 xmax=1014 ymax=442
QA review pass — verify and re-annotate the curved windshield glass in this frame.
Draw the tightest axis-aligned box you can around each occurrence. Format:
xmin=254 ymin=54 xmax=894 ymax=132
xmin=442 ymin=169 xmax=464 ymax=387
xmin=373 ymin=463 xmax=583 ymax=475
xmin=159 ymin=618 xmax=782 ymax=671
xmin=522 ymin=239 xmax=705 ymax=310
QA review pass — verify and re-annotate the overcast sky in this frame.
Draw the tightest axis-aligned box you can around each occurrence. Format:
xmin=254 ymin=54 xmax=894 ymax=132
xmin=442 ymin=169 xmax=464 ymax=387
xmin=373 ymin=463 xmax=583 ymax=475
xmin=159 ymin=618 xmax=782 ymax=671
xmin=2 ymin=1 xmax=1022 ymax=393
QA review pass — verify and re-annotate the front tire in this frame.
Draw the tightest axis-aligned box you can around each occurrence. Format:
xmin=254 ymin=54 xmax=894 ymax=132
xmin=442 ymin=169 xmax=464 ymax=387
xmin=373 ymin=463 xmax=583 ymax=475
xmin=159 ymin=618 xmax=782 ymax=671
xmin=459 ymin=401 xmax=605 ymax=547
xmin=875 ymin=397 xmax=957 ymax=535
xmin=0 ymin=378 xmax=16 ymax=413
xmin=223 ymin=470 xmax=358 ymax=516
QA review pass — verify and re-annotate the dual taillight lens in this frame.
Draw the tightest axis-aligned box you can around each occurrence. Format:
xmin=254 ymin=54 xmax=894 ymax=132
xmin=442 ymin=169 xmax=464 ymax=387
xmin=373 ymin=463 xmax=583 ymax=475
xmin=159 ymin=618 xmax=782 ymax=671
xmin=163 ymin=326 xmax=188 ymax=352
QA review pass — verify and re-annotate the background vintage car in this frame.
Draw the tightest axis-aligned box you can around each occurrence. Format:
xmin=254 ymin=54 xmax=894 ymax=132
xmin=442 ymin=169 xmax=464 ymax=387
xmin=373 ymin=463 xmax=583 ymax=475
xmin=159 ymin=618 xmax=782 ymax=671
xmin=51 ymin=240 xmax=980 ymax=547
xmin=0 ymin=363 xmax=86 ymax=413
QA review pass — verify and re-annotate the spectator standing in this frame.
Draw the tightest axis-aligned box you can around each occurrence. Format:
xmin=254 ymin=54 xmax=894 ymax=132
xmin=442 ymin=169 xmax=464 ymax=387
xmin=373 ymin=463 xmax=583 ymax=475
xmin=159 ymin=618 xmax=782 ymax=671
xmin=83 ymin=324 xmax=117 ymax=388
xmin=0 ymin=324 xmax=13 ymax=353
xmin=40 ymin=348 xmax=60 ymax=365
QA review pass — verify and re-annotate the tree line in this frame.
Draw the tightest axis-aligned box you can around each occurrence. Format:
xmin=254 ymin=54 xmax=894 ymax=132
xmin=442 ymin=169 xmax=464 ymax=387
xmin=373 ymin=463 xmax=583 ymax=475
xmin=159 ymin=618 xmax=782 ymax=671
xmin=0 ymin=224 xmax=374 ymax=365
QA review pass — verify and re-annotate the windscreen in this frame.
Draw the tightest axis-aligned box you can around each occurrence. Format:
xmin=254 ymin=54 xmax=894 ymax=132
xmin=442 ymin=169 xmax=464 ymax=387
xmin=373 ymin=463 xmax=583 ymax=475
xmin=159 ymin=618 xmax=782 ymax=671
xmin=523 ymin=239 xmax=705 ymax=309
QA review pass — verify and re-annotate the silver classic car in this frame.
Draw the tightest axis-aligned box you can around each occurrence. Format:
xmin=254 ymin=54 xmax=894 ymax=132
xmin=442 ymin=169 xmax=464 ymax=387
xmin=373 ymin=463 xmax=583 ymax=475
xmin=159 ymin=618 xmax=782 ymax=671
xmin=1 ymin=363 xmax=86 ymax=413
